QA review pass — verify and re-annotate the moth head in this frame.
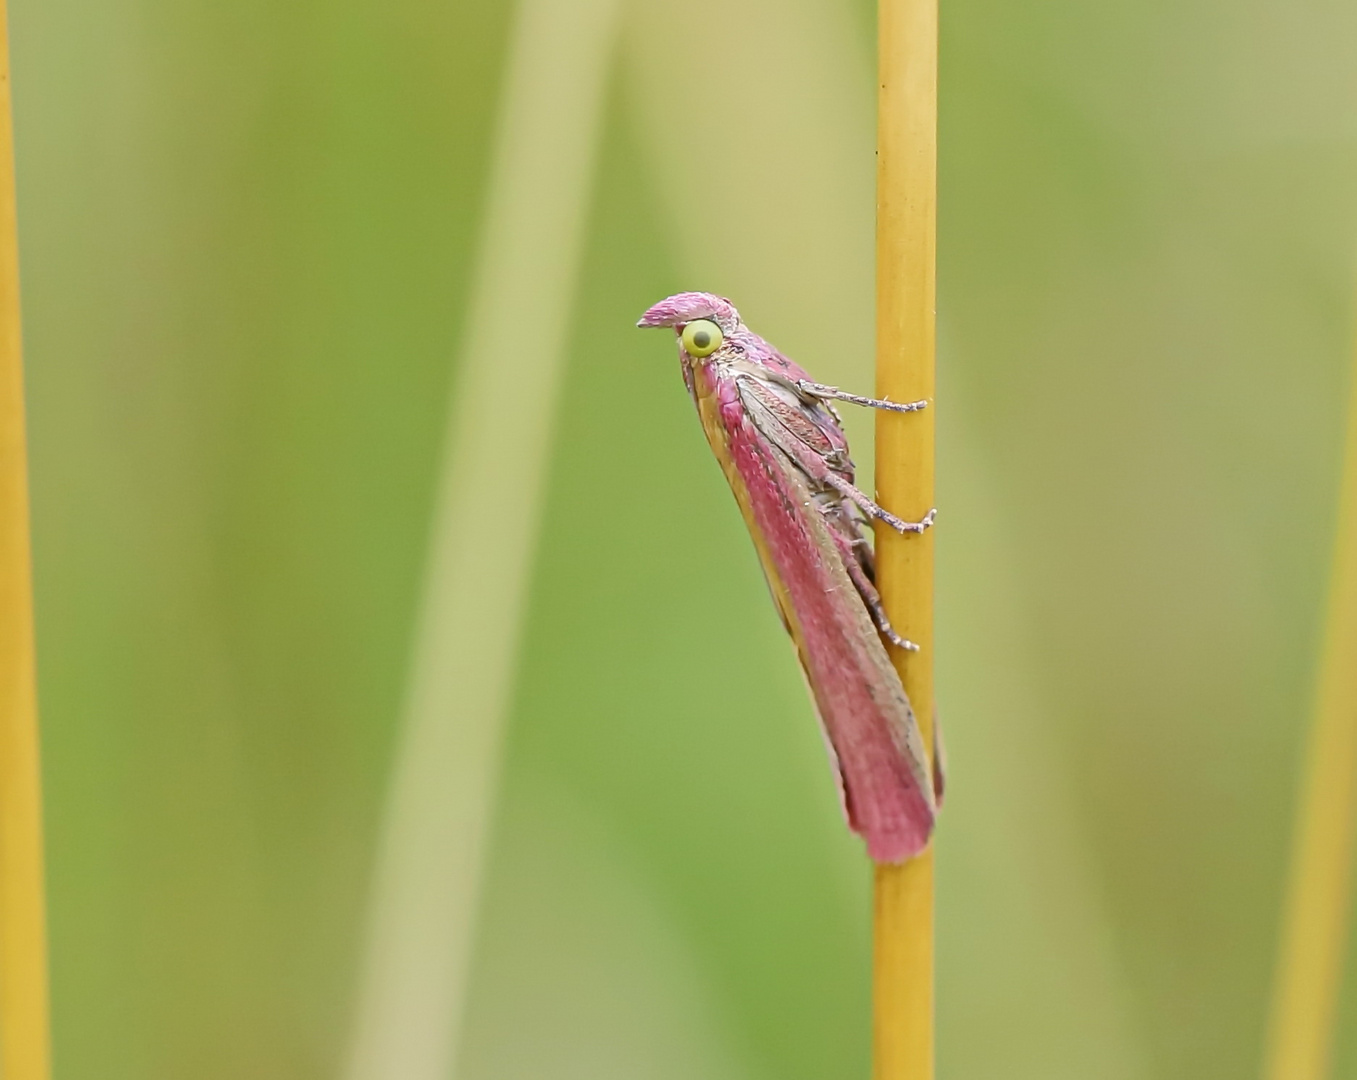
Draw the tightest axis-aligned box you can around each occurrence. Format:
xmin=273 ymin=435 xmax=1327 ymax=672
xmin=637 ymin=292 xmax=739 ymax=360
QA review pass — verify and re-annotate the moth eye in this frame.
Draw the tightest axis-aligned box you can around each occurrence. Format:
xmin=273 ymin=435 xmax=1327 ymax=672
xmin=681 ymin=319 xmax=723 ymax=357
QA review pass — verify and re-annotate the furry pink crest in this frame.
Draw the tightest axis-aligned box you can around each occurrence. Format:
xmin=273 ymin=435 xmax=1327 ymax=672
xmin=636 ymin=291 xmax=740 ymax=333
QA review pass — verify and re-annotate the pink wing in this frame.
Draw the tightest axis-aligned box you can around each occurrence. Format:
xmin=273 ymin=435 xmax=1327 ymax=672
xmin=700 ymin=367 xmax=935 ymax=863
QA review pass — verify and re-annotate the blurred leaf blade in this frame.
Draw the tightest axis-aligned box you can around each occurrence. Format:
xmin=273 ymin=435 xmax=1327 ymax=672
xmin=342 ymin=0 xmax=622 ymax=1077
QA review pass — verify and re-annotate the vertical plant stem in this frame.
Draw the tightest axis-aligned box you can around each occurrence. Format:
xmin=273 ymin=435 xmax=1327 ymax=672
xmin=873 ymin=0 xmax=937 ymax=1078
xmin=1262 ymin=332 xmax=1357 ymax=1080
xmin=341 ymin=1 xmax=619 ymax=1078
xmin=0 ymin=4 xmax=51 ymax=1079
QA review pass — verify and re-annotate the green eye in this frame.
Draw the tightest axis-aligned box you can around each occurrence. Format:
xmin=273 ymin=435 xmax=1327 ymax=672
xmin=681 ymin=319 xmax=723 ymax=357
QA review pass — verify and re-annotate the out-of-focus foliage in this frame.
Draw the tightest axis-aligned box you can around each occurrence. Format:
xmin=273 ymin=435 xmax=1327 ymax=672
xmin=11 ymin=0 xmax=1357 ymax=1076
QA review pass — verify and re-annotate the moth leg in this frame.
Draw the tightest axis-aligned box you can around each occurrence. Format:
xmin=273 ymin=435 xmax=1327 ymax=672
xmin=825 ymin=519 xmax=920 ymax=651
xmin=853 ymin=568 xmax=920 ymax=653
xmin=822 ymin=472 xmax=937 ymax=536
xmin=797 ymin=380 xmax=928 ymax=414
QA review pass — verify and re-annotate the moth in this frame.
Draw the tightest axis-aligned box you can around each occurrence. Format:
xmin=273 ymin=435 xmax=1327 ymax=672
xmin=639 ymin=292 xmax=939 ymax=863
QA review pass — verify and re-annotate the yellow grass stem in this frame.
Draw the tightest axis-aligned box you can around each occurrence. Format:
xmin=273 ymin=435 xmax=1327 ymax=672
xmin=0 ymin=4 xmax=51 ymax=1079
xmin=873 ymin=0 xmax=937 ymax=1078
xmin=1261 ymin=326 xmax=1357 ymax=1080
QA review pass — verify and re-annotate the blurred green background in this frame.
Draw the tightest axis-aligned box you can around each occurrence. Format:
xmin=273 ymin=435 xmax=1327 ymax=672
xmin=11 ymin=0 xmax=1357 ymax=1076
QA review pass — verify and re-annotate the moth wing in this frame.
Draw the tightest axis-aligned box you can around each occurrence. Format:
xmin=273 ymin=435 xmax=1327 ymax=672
xmin=734 ymin=374 xmax=845 ymax=475
xmin=716 ymin=381 xmax=935 ymax=860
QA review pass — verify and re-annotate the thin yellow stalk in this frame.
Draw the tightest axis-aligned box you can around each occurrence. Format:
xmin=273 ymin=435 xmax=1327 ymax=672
xmin=873 ymin=0 xmax=937 ymax=1078
xmin=0 ymin=4 xmax=51 ymax=1079
xmin=1261 ymin=325 xmax=1357 ymax=1080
